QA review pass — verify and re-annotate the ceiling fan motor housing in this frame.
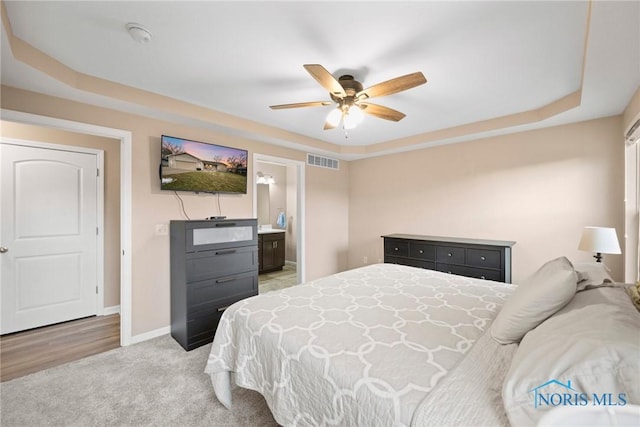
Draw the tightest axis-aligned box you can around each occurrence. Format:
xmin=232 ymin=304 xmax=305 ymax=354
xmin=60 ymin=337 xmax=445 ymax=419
xmin=330 ymin=75 xmax=364 ymax=106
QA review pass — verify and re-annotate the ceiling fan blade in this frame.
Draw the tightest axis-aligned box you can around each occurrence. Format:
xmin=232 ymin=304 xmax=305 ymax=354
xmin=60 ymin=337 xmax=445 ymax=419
xmin=304 ymin=64 xmax=347 ymax=98
xmin=270 ymin=101 xmax=333 ymax=110
xmin=323 ymin=121 xmax=337 ymax=130
xmin=357 ymin=72 xmax=427 ymax=99
xmin=359 ymin=102 xmax=406 ymax=121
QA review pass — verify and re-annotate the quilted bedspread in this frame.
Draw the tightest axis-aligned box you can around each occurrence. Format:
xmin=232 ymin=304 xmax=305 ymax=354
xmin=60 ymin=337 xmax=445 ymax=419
xmin=205 ymin=263 xmax=514 ymax=426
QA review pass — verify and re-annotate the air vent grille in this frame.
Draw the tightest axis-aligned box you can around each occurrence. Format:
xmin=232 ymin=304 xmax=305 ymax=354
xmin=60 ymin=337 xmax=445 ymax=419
xmin=307 ymin=153 xmax=339 ymax=170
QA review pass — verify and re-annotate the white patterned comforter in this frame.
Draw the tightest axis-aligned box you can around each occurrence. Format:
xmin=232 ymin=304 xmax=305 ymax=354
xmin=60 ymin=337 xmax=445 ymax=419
xmin=205 ymin=263 xmax=515 ymax=426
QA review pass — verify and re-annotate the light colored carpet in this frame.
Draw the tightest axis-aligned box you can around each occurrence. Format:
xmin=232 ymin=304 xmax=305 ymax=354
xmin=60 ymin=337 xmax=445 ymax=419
xmin=0 ymin=334 xmax=278 ymax=427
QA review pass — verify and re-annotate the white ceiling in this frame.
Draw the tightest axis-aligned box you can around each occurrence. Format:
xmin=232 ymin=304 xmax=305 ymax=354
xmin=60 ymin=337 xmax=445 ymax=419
xmin=1 ymin=1 xmax=639 ymax=159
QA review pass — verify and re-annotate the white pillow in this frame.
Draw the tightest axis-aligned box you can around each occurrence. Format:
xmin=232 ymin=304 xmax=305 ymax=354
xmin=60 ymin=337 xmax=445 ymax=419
xmin=502 ymin=287 xmax=640 ymax=427
xmin=573 ymin=262 xmax=615 ymax=291
xmin=490 ymin=256 xmax=577 ymax=344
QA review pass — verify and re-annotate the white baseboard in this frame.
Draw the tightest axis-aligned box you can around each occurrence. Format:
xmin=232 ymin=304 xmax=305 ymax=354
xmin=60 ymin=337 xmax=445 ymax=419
xmin=130 ymin=326 xmax=170 ymax=345
xmin=285 ymin=260 xmax=297 ymax=268
xmin=101 ymin=305 xmax=121 ymax=316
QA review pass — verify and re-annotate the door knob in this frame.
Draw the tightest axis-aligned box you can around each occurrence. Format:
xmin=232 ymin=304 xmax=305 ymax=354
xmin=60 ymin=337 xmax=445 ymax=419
xmin=0 ymin=247 xmax=8 ymax=253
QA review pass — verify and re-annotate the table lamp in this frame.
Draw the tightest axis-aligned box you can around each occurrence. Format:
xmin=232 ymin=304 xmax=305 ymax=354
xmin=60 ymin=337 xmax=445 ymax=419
xmin=577 ymin=226 xmax=621 ymax=263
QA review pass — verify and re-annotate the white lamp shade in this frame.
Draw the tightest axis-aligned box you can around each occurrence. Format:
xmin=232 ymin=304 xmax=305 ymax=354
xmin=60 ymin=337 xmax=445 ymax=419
xmin=578 ymin=227 xmax=621 ymax=254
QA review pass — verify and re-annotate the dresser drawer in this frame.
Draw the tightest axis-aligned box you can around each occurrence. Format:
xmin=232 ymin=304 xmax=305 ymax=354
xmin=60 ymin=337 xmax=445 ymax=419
xmin=186 ymin=291 xmax=256 ymax=350
xmin=182 ymin=219 xmax=257 ymax=253
xmin=384 ymin=239 xmax=409 ymax=257
xmin=409 ymin=243 xmax=435 ymax=260
xmin=387 ymin=256 xmax=435 ymax=270
xmin=185 ymin=309 xmax=225 ymax=351
xmin=186 ymin=246 xmax=257 ymax=282
xmin=466 ymin=248 xmax=501 ymax=269
xmin=187 ymin=270 xmax=257 ymax=311
xmin=436 ymin=246 xmax=465 ymax=264
xmin=436 ymin=264 xmax=501 ymax=282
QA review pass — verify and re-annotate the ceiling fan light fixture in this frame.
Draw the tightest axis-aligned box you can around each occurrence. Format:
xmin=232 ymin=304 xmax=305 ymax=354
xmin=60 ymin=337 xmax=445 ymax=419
xmin=343 ymin=105 xmax=364 ymax=129
xmin=349 ymin=105 xmax=364 ymax=123
xmin=271 ymin=64 xmax=427 ymax=131
xmin=326 ymin=108 xmax=342 ymax=127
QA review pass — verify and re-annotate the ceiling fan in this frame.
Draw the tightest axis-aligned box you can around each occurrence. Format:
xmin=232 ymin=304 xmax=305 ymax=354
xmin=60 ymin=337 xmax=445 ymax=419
xmin=270 ymin=64 xmax=427 ymax=131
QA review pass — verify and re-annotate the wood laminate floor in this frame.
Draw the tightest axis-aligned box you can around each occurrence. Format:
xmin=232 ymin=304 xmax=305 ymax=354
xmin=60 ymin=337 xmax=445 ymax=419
xmin=0 ymin=314 xmax=120 ymax=382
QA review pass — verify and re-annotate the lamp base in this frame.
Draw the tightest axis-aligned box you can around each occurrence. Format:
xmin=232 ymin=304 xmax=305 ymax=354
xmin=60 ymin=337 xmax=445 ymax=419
xmin=593 ymin=252 xmax=603 ymax=263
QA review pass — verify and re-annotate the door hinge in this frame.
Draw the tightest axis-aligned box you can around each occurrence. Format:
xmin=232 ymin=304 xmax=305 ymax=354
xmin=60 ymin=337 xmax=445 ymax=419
xmin=96 ymin=227 xmax=99 ymax=235
xmin=97 ymin=169 xmax=100 ymax=177
xmin=96 ymin=285 xmax=98 ymax=294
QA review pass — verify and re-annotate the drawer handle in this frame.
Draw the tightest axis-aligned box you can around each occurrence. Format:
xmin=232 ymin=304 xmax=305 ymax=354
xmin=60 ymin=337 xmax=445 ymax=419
xmin=216 ymin=276 xmax=237 ymax=284
xmin=394 ymin=247 xmax=399 ymax=251
xmin=217 ymin=305 xmax=230 ymax=312
xmin=215 ymin=223 xmax=236 ymax=227
xmin=480 ymin=275 xmax=486 ymax=280
xmin=215 ymin=249 xmax=237 ymax=256
xmin=480 ymin=256 xmax=486 ymax=261
xmin=447 ymin=253 xmax=452 ymax=257
xmin=447 ymin=271 xmax=452 ymax=274
xmin=419 ymin=249 xmax=424 ymax=254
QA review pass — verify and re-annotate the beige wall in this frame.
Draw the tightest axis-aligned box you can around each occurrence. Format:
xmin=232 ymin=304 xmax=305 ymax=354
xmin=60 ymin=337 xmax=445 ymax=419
xmin=306 ymin=161 xmax=350 ymax=278
xmin=1 ymin=83 xmax=630 ymax=337
xmin=348 ymin=116 xmax=625 ymax=282
xmin=285 ymin=164 xmax=298 ymax=263
xmin=1 ymin=121 xmax=121 ymax=307
xmin=1 ymin=85 xmax=350 ymax=336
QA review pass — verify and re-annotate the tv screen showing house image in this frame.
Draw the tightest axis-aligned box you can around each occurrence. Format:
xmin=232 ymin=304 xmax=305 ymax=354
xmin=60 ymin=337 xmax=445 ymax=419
xmin=160 ymin=135 xmax=248 ymax=194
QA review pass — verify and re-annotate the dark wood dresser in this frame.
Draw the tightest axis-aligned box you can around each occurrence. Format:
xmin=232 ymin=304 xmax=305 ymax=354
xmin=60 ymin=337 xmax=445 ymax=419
xmin=170 ymin=219 xmax=258 ymax=351
xmin=382 ymin=234 xmax=516 ymax=283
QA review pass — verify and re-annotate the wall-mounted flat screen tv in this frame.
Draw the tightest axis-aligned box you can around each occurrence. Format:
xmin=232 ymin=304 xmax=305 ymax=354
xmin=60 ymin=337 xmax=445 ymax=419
xmin=160 ymin=135 xmax=248 ymax=194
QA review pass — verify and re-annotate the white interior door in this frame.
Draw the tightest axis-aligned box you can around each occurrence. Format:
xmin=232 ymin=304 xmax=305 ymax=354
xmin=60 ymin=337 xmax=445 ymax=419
xmin=1 ymin=142 xmax=99 ymax=334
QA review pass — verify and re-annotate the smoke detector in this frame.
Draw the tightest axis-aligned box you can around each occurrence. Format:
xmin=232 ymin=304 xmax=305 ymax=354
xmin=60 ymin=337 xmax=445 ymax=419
xmin=126 ymin=23 xmax=152 ymax=44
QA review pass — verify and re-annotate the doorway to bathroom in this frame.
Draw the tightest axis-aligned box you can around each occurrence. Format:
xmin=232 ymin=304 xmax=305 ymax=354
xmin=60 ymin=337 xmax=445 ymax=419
xmin=253 ymin=154 xmax=305 ymax=293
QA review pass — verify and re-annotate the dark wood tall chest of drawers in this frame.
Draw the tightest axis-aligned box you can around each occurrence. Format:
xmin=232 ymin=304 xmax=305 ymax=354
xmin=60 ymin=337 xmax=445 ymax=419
xmin=382 ymin=234 xmax=516 ymax=283
xmin=170 ymin=219 xmax=258 ymax=351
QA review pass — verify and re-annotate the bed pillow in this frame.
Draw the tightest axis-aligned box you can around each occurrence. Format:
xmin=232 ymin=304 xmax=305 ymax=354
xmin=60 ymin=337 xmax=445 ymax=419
xmin=573 ymin=262 xmax=615 ymax=291
xmin=502 ymin=286 xmax=640 ymax=427
xmin=490 ymin=256 xmax=577 ymax=344
xmin=626 ymin=281 xmax=640 ymax=312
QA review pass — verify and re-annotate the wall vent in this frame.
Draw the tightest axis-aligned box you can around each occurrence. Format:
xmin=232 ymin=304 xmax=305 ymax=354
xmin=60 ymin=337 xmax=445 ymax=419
xmin=307 ymin=153 xmax=339 ymax=170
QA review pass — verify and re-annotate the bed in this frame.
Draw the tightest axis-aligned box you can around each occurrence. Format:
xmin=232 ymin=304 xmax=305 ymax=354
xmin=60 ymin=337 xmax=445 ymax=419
xmin=205 ymin=263 xmax=516 ymax=426
xmin=205 ymin=260 xmax=640 ymax=426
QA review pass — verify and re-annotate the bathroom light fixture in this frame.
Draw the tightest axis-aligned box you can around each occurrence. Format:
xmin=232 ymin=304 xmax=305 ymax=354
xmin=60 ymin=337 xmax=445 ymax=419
xmin=126 ymin=23 xmax=152 ymax=44
xmin=256 ymin=172 xmax=274 ymax=185
xmin=325 ymin=103 xmax=365 ymax=130
xmin=577 ymin=226 xmax=621 ymax=263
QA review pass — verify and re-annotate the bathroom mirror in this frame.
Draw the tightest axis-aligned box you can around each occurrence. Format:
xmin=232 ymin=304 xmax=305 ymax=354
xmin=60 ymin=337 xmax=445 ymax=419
xmin=257 ymin=183 xmax=270 ymax=226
